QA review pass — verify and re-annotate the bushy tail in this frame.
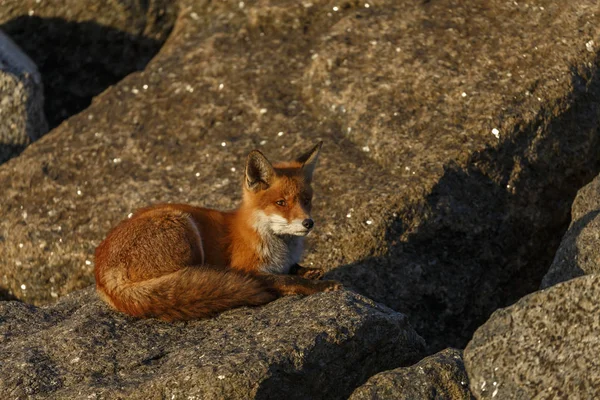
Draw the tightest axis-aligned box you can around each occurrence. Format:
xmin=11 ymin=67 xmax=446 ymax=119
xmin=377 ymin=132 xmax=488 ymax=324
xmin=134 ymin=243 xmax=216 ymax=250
xmin=97 ymin=267 xmax=277 ymax=321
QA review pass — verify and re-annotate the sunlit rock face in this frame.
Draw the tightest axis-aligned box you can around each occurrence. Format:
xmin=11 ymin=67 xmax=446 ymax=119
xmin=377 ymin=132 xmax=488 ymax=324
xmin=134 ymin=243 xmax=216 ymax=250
xmin=0 ymin=288 xmax=425 ymax=399
xmin=465 ymin=275 xmax=600 ymax=399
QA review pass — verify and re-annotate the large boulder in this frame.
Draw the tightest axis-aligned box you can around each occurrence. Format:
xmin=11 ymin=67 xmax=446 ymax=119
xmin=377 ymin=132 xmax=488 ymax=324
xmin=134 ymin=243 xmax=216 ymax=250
xmin=0 ymin=30 xmax=47 ymax=163
xmin=0 ymin=0 xmax=177 ymax=129
xmin=540 ymin=173 xmax=600 ymax=288
xmin=1 ymin=0 xmax=600 ymax=353
xmin=464 ymin=274 xmax=600 ymax=399
xmin=0 ymin=288 xmax=425 ymax=399
xmin=349 ymin=348 xmax=473 ymax=400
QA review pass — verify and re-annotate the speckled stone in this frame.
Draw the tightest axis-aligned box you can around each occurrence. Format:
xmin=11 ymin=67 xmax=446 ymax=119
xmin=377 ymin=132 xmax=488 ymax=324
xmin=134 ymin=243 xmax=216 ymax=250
xmin=2 ymin=0 xmax=600 ymax=354
xmin=464 ymin=274 xmax=600 ymax=399
xmin=0 ymin=0 xmax=176 ymax=129
xmin=0 ymin=30 xmax=47 ymax=163
xmin=349 ymin=348 xmax=474 ymax=400
xmin=0 ymin=288 xmax=425 ymax=399
xmin=541 ymin=173 xmax=600 ymax=288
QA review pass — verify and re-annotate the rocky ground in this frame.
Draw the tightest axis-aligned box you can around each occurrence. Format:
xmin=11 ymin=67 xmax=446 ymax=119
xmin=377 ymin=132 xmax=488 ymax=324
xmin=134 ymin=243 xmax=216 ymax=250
xmin=1 ymin=0 xmax=599 ymax=398
xmin=0 ymin=289 xmax=425 ymax=399
xmin=349 ymin=348 xmax=473 ymax=400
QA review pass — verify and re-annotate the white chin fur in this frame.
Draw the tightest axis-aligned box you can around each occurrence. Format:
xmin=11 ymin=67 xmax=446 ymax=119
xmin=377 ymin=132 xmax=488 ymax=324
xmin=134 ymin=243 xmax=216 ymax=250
xmin=252 ymin=211 xmax=306 ymax=274
xmin=291 ymin=229 xmax=311 ymax=237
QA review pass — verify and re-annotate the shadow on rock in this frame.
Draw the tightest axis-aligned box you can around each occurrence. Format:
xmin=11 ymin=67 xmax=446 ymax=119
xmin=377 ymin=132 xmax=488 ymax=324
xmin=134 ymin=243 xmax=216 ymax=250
xmin=1 ymin=16 xmax=169 ymax=130
xmin=328 ymin=57 xmax=600 ymax=353
xmin=0 ymin=143 xmax=27 ymax=166
xmin=254 ymin=314 xmax=425 ymax=400
xmin=0 ymin=286 xmax=19 ymax=301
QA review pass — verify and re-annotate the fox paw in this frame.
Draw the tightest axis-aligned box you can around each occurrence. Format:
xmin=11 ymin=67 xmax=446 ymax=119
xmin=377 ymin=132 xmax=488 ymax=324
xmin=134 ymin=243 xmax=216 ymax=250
xmin=300 ymin=268 xmax=325 ymax=280
xmin=320 ymin=280 xmax=343 ymax=292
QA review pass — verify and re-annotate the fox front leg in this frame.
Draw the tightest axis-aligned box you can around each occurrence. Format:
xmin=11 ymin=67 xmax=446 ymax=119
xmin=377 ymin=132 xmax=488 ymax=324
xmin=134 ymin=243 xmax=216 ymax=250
xmin=261 ymin=274 xmax=342 ymax=296
xmin=289 ymin=263 xmax=325 ymax=280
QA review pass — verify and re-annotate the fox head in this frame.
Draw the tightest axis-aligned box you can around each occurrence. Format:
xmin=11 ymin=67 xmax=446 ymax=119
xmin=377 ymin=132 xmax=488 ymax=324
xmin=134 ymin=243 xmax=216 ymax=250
xmin=243 ymin=142 xmax=322 ymax=237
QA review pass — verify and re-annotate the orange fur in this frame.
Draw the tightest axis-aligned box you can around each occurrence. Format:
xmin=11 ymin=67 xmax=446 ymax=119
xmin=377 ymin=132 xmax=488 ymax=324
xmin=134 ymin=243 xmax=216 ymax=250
xmin=94 ymin=143 xmax=342 ymax=321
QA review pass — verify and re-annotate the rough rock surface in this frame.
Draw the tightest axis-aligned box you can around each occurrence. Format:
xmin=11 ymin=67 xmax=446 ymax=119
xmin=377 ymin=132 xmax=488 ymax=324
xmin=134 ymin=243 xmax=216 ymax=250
xmin=464 ymin=274 xmax=600 ymax=399
xmin=540 ymin=173 xmax=600 ymax=288
xmin=1 ymin=0 xmax=600 ymax=353
xmin=0 ymin=288 xmax=425 ymax=399
xmin=349 ymin=348 xmax=473 ymax=400
xmin=0 ymin=30 xmax=47 ymax=164
xmin=0 ymin=0 xmax=177 ymax=129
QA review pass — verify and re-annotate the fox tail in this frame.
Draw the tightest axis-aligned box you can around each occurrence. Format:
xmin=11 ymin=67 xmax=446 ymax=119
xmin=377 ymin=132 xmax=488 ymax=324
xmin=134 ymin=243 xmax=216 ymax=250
xmin=96 ymin=266 xmax=277 ymax=321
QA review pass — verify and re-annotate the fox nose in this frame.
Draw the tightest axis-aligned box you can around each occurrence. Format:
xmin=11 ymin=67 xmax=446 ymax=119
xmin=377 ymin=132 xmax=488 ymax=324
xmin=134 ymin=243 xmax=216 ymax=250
xmin=302 ymin=219 xmax=314 ymax=230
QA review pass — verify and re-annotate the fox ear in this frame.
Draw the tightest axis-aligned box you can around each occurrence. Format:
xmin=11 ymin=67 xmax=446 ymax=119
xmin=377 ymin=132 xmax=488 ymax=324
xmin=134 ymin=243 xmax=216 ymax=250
xmin=296 ymin=141 xmax=322 ymax=183
xmin=245 ymin=150 xmax=275 ymax=191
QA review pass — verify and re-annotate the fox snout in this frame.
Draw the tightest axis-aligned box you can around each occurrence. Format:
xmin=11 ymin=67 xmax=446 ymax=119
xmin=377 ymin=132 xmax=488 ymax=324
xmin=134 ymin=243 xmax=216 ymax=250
xmin=292 ymin=217 xmax=315 ymax=236
xmin=302 ymin=218 xmax=314 ymax=230
xmin=291 ymin=217 xmax=314 ymax=236
xmin=254 ymin=212 xmax=314 ymax=237
xmin=277 ymin=216 xmax=314 ymax=237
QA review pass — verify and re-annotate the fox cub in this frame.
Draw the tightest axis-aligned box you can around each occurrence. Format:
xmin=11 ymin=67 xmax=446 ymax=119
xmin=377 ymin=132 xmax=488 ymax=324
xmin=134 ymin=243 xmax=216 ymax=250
xmin=94 ymin=142 xmax=342 ymax=320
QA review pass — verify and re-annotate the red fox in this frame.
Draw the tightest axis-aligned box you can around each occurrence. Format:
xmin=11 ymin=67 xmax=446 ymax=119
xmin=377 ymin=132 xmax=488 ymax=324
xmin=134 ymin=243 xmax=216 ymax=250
xmin=94 ymin=142 xmax=342 ymax=320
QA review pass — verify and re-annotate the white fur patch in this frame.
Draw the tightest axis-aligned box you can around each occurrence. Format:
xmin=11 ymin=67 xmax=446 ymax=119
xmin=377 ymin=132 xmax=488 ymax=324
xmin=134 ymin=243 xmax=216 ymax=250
xmin=185 ymin=214 xmax=204 ymax=265
xmin=268 ymin=215 xmax=309 ymax=236
xmin=253 ymin=211 xmax=306 ymax=274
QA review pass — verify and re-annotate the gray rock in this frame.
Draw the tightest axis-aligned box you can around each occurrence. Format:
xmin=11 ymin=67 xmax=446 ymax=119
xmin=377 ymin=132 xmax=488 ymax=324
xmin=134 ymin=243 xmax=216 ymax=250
xmin=571 ymin=171 xmax=600 ymax=221
xmin=0 ymin=30 xmax=47 ymax=163
xmin=1 ymin=0 xmax=600 ymax=354
xmin=0 ymin=287 xmax=425 ymax=399
xmin=0 ymin=0 xmax=176 ymax=129
xmin=464 ymin=274 xmax=600 ymax=399
xmin=349 ymin=348 xmax=474 ymax=400
xmin=541 ymin=173 xmax=600 ymax=288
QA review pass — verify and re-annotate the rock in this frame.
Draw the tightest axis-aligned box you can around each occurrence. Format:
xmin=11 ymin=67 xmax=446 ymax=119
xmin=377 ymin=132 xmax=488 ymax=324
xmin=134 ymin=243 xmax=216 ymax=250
xmin=0 ymin=0 xmax=177 ymax=129
xmin=1 ymin=0 xmax=600 ymax=354
xmin=540 ymin=173 xmax=600 ymax=288
xmin=0 ymin=30 xmax=47 ymax=163
xmin=349 ymin=348 xmax=474 ymax=400
xmin=464 ymin=274 xmax=600 ymax=399
xmin=0 ymin=288 xmax=425 ymax=399
xmin=570 ymin=169 xmax=600 ymax=219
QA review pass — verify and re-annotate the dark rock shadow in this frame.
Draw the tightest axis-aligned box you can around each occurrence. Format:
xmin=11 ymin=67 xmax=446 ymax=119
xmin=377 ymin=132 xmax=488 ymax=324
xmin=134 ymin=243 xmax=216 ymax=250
xmin=254 ymin=317 xmax=424 ymax=400
xmin=539 ymin=209 xmax=599 ymax=289
xmin=0 ymin=143 xmax=27 ymax=166
xmin=1 ymin=15 xmax=170 ymax=131
xmin=328 ymin=57 xmax=600 ymax=353
xmin=0 ymin=286 xmax=19 ymax=301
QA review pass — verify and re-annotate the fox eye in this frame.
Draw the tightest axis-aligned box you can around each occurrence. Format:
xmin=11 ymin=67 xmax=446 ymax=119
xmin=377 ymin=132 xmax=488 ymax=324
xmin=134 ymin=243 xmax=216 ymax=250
xmin=276 ymin=199 xmax=287 ymax=207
